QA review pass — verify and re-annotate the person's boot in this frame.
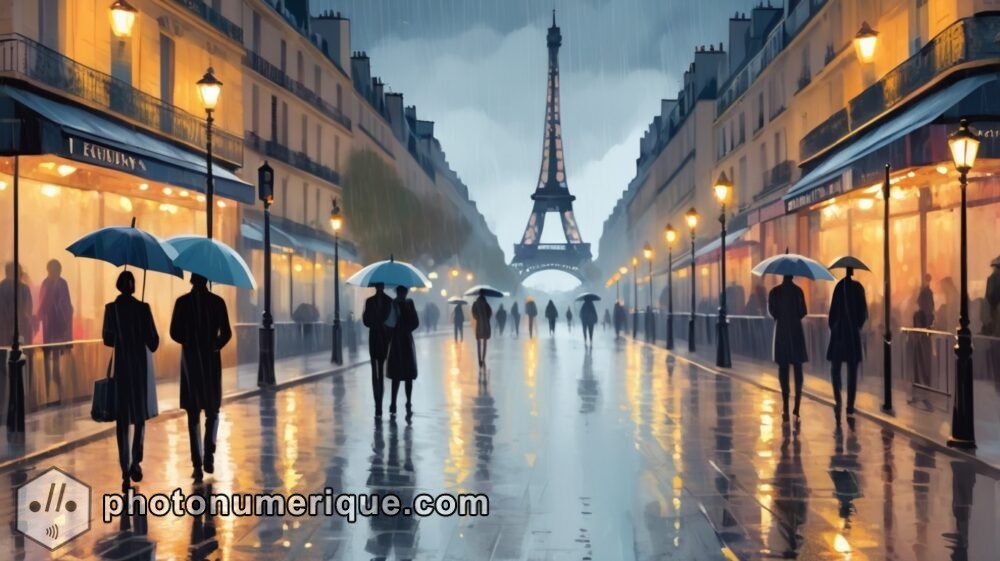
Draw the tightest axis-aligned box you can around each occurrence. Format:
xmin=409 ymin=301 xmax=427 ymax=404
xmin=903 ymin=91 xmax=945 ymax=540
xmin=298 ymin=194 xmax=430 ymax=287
xmin=793 ymin=393 xmax=802 ymax=418
xmin=129 ymin=463 xmax=143 ymax=482
xmin=405 ymin=403 xmax=413 ymax=423
xmin=389 ymin=403 xmax=397 ymax=417
xmin=192 ymin=466 xmax=204 ymax=484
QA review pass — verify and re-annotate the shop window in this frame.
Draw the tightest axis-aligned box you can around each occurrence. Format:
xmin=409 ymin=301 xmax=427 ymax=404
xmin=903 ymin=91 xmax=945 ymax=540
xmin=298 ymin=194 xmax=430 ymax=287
xmin=38 ymin=0 xmax=60 ymax=50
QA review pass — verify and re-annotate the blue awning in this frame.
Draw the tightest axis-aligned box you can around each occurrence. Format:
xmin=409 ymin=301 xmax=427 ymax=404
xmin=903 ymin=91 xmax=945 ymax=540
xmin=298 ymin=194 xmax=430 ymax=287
xmin=240 ymin=217 xmax=359 ymax=263
xmin=240 ymin=220 xmax=299 ymax=251
xmin=783 ymin=75 xmax=996 ymax=211
xmin=0 ymin=86 xmax=254 ymax=203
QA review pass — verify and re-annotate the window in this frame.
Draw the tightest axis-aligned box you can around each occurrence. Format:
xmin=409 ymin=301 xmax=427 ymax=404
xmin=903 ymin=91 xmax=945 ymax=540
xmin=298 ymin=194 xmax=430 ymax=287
xmin=296 ymin=51 xmax=304 ymax=82
xmin=336 ymin=84 xmax=343 ymax=111
xmin=280 ymin=40 xmax=287 ymax=73
xmin=251 ymin=84 xmax=259 ymax=133
xmin=774 ymin=129 xmax=786 ymax=163
xmin=756 ymin=92 xmax=764 ymax=131
xmin=316 ymin=124 xmax=323 ymax=162
xmin=301 ymin=182 xmax=309 ymax=223
xmin=738 ymin=113 xmax=746 ymax=145
xmin=314 ymin=65 xmax=321 ymax=96
xmin=39 ymin=0 xmax=60 ymax=49
xmin=301 ymin=114 xmax=308 ymax=153
xmin=159 ymin=34 xmax=175 ymax=105
xmin=252 ymin=11 xmax=261 ymax=52
xmin=334 ymin=135 xmax=341 ymax=170
xmin=270 ymin=95 xmax=278 ymax=141
xmin=281 ymin=102 xmax=289 ymax=144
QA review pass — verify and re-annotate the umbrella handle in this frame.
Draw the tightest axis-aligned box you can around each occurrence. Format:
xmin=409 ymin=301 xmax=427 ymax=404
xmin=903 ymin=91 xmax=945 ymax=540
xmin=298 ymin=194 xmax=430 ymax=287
xmin=142 ymin=268 xmax=147 ymax=302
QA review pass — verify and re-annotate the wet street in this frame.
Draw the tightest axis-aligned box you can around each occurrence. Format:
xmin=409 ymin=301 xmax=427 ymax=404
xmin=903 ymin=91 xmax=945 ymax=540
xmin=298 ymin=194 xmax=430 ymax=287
xmin=1 ymin=329 xmax=999 ymax=560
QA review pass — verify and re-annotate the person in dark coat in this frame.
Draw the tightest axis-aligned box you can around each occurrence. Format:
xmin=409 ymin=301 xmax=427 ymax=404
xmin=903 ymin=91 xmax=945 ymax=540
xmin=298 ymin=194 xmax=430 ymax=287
xmin=102 ymin=271 xmax=159 ymax=491
xmin=387 ymin=286 xmax=419 ymax=421
xmin=452 ymin=302 xmax=465 ymax=341
xmin=565 ymin=307 xmax=573 ymax=331
xmin=545 ymin=300 xmax=558 ymax=335
xmin=0 ymin=262 xmax=34 ymax=347
xmin=472 ymin=294 xmax=492 ymax=367
xmin=170 ymin=273 xmax=233 ymax=483
xmin=602 ymin=309 xmax=611 ymax=331
xmin=495 ymin=303 xmax=508 ymax=335
xmin=768 ymin=275 xmax=808 ymax=422
xmin=38 ymin=259 xmax=72 ymax=401
xmin=826 ymin=268 xmax=868 ymax=422
xmin=524 ymin=299 xmax=538 ymax=338
xmin=510 ymin=302 xmax=521 ymax=338
xmin=613 ymin=301 xmax=627 ymax=338
xmin=363 ymin=283 xmax=393 ymax=418
xmin=985 ymin=259 xmax=1000 ymax=335
xmin=580 ymin=300 xmax=598 ymax=346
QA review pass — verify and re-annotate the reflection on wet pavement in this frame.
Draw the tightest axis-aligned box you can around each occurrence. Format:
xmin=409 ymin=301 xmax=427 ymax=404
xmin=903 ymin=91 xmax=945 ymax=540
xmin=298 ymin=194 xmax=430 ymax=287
xmin=0 ymin=331 xmax=997 ymax=560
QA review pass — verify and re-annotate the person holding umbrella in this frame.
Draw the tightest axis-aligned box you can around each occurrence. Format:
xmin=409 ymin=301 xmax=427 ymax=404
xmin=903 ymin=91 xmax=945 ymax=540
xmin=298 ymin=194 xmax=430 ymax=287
xmin=510 ymin=301 xmax=521 ymax=338
xmin=362 ymin=282 xmax=393 ymax=418
xmin=578 ymin=294 xmax=599 ymax=346
xmin=524 ymin=298 xmax=538 ymax=338
xmin=472 ymin=293 xmax=492 ymax=367
xmin=387 ymin=285 xmax=420 ymax=422
xmin=545 ymin=300 xmax=558 ymax=336
xmin=826 ymin=257 xmax=869 ymax=423
xmin=495 ymin=303 xmax=507 ymax=336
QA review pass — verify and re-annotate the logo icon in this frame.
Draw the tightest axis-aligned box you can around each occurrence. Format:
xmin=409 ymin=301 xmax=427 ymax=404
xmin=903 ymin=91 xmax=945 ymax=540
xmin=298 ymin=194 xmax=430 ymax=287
xmin=17 ymin=467 xmax=91 ymax=550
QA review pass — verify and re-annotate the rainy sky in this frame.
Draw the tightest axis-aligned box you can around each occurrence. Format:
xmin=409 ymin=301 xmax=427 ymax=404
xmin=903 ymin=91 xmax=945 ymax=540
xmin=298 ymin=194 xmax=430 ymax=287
xmin=315 ymin=0 xmax=756 ymax=287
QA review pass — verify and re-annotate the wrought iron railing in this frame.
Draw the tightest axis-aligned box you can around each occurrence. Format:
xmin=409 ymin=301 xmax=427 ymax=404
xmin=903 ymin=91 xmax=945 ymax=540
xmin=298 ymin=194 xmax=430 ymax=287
xmin=170 ymin=0 xmax=243 ymax=43
xmin=0 ymin=33 xmax=243 ymax=165
xmin=244 ymin=50 xmax=352 ymax=131
xmin=245 ymin=130 xmax=340 ymax=185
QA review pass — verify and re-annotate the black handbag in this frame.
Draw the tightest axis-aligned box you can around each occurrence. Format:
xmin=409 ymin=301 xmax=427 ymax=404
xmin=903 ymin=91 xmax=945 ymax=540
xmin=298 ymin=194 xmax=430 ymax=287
xmin=91 ymin=353 xmax=117 ymax=423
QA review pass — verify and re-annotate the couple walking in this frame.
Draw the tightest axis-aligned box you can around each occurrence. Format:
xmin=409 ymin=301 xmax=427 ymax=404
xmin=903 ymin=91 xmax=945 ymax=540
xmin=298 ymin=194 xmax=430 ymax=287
xmin=363 ymin=283 xmax=419 ymax=421
xmin=104 ymin=271 xmax=232 ymax=490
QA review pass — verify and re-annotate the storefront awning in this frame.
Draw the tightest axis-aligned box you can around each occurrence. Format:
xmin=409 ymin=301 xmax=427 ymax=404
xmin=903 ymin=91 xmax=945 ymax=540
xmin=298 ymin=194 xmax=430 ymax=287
xmin=240 ymin=217 xmax=359 ymax=263
xmin=783 ymin=74 xmax=996 ymax=211
xmin=652 ymin=227 xmax=751 ymax=275
xmin=0 ymin=86 xmax=254 ymax=203
xmin=240 ymin=220 xmax=300 ymax=251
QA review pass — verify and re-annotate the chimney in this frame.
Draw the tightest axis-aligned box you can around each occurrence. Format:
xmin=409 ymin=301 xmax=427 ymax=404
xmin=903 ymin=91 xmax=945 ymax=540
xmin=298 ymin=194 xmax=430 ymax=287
xmin=311 ymin=11 xmax=351 ymax=70
xmin=384 ymin=92 xmax=406 ymax=140
xmin=350 ymin=52 xmax=370 ymax=94
xmin=727 ymin=13 xmax=751 ymax=73
xmin=372 ymin=78 xmax=385 ymax=110
xmin=404 ymin=105 xmax=417 ymax=125
xmin=693 ymin=45 xmax=725 ymax=99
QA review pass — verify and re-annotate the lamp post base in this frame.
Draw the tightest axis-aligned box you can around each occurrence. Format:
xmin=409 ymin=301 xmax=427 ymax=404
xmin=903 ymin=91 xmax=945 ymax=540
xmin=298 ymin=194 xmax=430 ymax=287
xmin=950 ymin=349 xmax=976 ymax=448
xmin=331 ymin=320 xmax=343 ymax=365
xmin=257 ymin=326 xmax=275 ymax=387
xmin=665 ymin=314 xmax=674 ymax=350
xmin=715 ymin=319 xmax=731 ymax=368
xmin=6 ymin=349 xmax=25 ymax=432
xmin=688 ymin=318 xmax=696 ymax=352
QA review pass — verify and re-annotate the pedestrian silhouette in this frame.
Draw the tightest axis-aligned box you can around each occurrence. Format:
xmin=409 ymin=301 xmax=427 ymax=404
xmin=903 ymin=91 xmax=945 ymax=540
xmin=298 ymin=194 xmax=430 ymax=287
xmin=827 ymin=268 xmax=867 ymax=424
xmin=613 ymin=301 xmax=627 ymax=338
xmin=102 ymin=271 xmax=159 ymax=491
xmin=452 ymin=302 xmax=465 ymax=342
xmin=0 ymin=262 xmax=34 ymax=349
xmin=746 ymin=284 xmax=767 ymax=316
xmin=768 ymin=275 xmax=808 ymax=422
xmin=986 ymin=257 xmax=1000 ymax=335
xmin=565 ymin=306 xmax=573 ymax=331
xmin=346 ymin=311 xmax=358 ymax=355
xmin=917 ymin=274 xmax=935 ymax=327
xmin=510 ymin=301 xmax=521 ymax=338
xmin=580 ymin=299 xmax=597 ymax=346
xmin=524 ymin=299 xmax=538 ymax=338
xmin=495 ymin=303 xmax=508 ymax=335
xmin=602 ymin=308 xmax=611 ymax=331
xmin=545 ymin=300 xmax=558 ymax=335
xmin=362 ymin=282 xmax=392 ymax=419
xmin=472 ymin=294 xmax=492 ymax=367
xmin=387 ymin=286 xmax=419 ymax=421
xmin=422 ymin=302 xmax=440 ymax=334
xmin=38 ymin=259 xmax=72 ymax=403
xmin=169 ymin=273 xmax=233 ymax=483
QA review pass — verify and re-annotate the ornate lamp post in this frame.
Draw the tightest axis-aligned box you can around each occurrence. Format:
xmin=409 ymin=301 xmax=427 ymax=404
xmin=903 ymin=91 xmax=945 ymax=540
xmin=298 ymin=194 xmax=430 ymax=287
xmin=196 ymin=67 xmax=222 ymax=238
xmin=685 ymin=208 xmax=699 ymax=352
xmin=947 ymin=118 xmax=980 ymax=449
xmin=631 ymin=256 xmax=639 ymax=339
xmin=880 ymin=163 xmax=893 ymax=413
xmin=713 ymin=172 xmax=733 ymax=368
xmin=257 ymin=162 xmax=276 ymax=387
xmin=643 ymin=242 xmax=654 ymax=342
xmin=109 ymin=0 xmax=138 ymax=37
xmin=330 ymin=198 xmax=344 ymax=365
xmin=853 ymin=21 xmax=879 ymax=64
xmin=664 ymin=224 xmax=677 ymax=350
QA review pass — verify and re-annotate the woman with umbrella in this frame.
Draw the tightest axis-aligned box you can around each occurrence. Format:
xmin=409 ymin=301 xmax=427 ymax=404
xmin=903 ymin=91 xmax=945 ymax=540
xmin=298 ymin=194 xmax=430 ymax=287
xmin=471 ymin=292 xmax=492 ymax=367
xmin=545 ymin=300 xmax=559 ymax=336
xmin=578 ymin=294 xmax=599 ymax=346
xmin=826 ymin=257 xmax=869 ymax=424
xmin=387 ymin=285 xmax=420 ymax=421
xmin=524 ymin=298 xmax=538 ymax=338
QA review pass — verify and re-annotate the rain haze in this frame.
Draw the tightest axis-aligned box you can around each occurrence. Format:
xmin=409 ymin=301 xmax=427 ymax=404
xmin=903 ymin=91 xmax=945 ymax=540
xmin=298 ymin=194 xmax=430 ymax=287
xmin=315 ymin=0 xmax=754 ymax=291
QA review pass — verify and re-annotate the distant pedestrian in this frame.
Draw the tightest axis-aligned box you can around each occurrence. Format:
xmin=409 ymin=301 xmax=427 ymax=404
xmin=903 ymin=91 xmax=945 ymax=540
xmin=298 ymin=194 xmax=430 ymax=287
xmin=986 ymin=258 xmax=1000 ymax=335
xmin=602 ymin=309 xmax=611 ymax=331
xmin=525 ymin=299 xmax=538 ymax=338
xmin=38 ymin=259 xmax=72 ymax=401
xmin=580 ymin=299 xmax=598 ymax=346
xmin=613 ymin=301 xmax=626 ymax=338
xmin=545 ymin=300 xmax=558 ymax=335
xmin=510 ymin=302 xmax=521 ymax=337
xmin=452 ymin=302 xmax=465 ymax=342
xmin=346 ymin=311 xmax=358 ymax=354
xmin=102 ymin=271 xmax=159 ymax=491
xmin=423 ymin=302 xmax=440 ymax=334
xmin=0 ymin=262 xmax=34 ymax=349
xmin=495 ymin=304 xmax=507 ymax=335
xmin=826 ymin=268 xmax=867 ymax=424
xmin=169 ymin=273 xmax=233 ymax=483
xmin=472 ymin=294 xmax=492 ymax=367
xmin=768 ymin=275 xmax=808 ymax=422
xmin=387 ymin=286 xmax=419 ymax=422
xmin=363 ymin=282 xmax=392 ymax=419
xmin=746 ymin=284 xmax=767 ymax=316
xmin=565 ymin=307 xmax=573 ymax=331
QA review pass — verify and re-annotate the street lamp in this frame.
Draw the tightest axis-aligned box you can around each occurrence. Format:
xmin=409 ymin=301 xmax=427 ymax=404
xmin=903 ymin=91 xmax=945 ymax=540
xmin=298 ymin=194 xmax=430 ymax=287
xmin=664 ymin=224 xmax=677 ymax=350
xmin=257 ymin=162 xmax=276 ymax=387
xmin=853 ymin=21 xmax=879 ymax=64
xmin=947 ymin=118 xmax=980 ymax=449
xmin=330 ymin=198 xmax=344 ymax=365
xmin=714 ymin=172 xmax=733 ymax=368
xmin=631 ymin=256 xmax=639 ymax=338
xmin=685 ymin=207 xmax=699 ymax=352
xmin=109 ymin=0 xmax=138 ymax=38
xmin=880 ymin=163 xmax=893 ymax=413
xmin=197 ymin=67 xmax=222 ymax=239
xmin=466 ymin=272 xmax=474 ymax=282
xmin=643 ymin=242 xmax=654 ymax=342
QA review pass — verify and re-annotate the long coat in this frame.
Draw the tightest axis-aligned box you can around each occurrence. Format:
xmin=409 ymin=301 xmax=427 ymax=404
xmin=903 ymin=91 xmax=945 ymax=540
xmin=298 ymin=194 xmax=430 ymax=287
xmin=38 ymin=276 xmax=73 ymax=343
xmin=524 ymin=300 xmax=537 ymax=317
xmin=495 ymin=306 xmax=507 ymax=332
xmin=472 ymin=297 xmax=492 ymax=340
xmin=768 ymin=279 xmax=808 ymax=365
xmin=103 ymin=295 xmax=159 ymax=424
xmin=170 ymin=287 xmax=232 ymax=413
xmin=580 ymin=301 xmax=598 ymax=326
xmin=0 ymin=278 xmax=34 ymax=345
xmin=387 ymin=298 xmax=419 ymax=381
xmin=544 ymin=301 xmax=558 ymax=320
xmin=826 ymin=277 xmax=868 ymax=363
xmin=363 ymin=291 xmax=393 ymax=361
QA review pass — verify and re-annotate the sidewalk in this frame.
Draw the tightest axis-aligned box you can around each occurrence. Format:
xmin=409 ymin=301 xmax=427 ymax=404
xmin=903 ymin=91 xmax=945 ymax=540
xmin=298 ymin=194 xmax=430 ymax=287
xmin=659 ymin=340 xmax=1000 ymax=473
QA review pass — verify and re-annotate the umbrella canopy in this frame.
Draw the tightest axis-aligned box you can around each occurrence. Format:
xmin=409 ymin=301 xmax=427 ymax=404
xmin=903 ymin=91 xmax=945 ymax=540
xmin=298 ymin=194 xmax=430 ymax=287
xmin=991 ymin=255 xmax=1000 ymax=268
xmin=464 ymin=284 xmax=506 ymax=298
xmin=828 ymin=255 xmax=871 ymax=271
xmin=67 ymin=226 xmax=183 ymax=277
xmin=347 ymin=257 xmax=431 ymax=288
xmin=575 ymin=292 xmax=602 ymax=302
xmin=752 ymin=253 xmax=836 ymax=281
xmin=165 ymin=236 xmax=256 ymax=289
xmin=448 ymin=297 xmax=468 ymax=306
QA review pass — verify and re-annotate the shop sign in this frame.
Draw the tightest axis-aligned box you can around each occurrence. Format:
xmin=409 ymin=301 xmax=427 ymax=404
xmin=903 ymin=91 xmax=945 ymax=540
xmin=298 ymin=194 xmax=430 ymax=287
xmin=65 ymin=136 xmax=148 ymax=174
xmin=786 ymin=173 xmax=847 ymax=212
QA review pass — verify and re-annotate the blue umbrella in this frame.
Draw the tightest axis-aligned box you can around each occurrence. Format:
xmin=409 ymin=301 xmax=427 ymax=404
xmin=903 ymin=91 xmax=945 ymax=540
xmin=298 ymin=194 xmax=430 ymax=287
xmin=575 ymin=292 xmax=602 ymax=302
xmin=346 ymin=257 xmax=431 ymax=288
xmin=752 ymin=253 xmax=835 ymax=281
xmin=165 ymin=236 xmax=256 ymax=289
xmin=464 ymin=285 xmax=507 ymax=298
xmin=67 ymin=225 xmax=183 ymax=277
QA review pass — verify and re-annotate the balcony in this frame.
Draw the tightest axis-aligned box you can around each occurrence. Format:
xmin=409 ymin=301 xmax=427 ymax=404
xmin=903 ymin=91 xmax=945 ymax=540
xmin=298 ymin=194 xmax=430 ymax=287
xmin=170 ymin=0 xmax=242 ymax=43
xmin=760 ymin=160 xmax=794 ymax=195
xmin=0 ymin=34 xmax=242 ymax=165
xmin=245 ymin=131 xmax=340 ymax=185
xmin=244 ymin=50 xmax=351 ymax=131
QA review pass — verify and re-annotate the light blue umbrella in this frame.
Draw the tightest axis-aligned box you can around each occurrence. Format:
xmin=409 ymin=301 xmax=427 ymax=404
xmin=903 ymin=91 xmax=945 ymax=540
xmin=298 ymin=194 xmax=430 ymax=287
xmin=67 ymin=225 xmax=183 ymax=277
xmin=347 ymin=257 xmax=431 ymax=288
xmin=752 ymin=253 xmax=836 ymax=281
xmin=165 ymin=236 xmax=256 ymax=289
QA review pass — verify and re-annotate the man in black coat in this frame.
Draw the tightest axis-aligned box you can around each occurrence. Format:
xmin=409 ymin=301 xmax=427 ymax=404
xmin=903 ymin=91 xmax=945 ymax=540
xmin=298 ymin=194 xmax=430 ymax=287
xmin=827 ymin=268 xmax=868 ymax=422
xmin=363 ymin=283 xmax=392 ymax=418
xmin=768 ymin=275 xmax=808 ymax=422
xmin=170 ymin=274 xmax=232 ymax=483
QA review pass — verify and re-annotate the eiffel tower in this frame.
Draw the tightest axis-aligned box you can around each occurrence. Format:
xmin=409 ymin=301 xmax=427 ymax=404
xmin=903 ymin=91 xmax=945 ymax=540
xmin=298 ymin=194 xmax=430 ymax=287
xmin=511 ymin=10 xmax=592 ymax=281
